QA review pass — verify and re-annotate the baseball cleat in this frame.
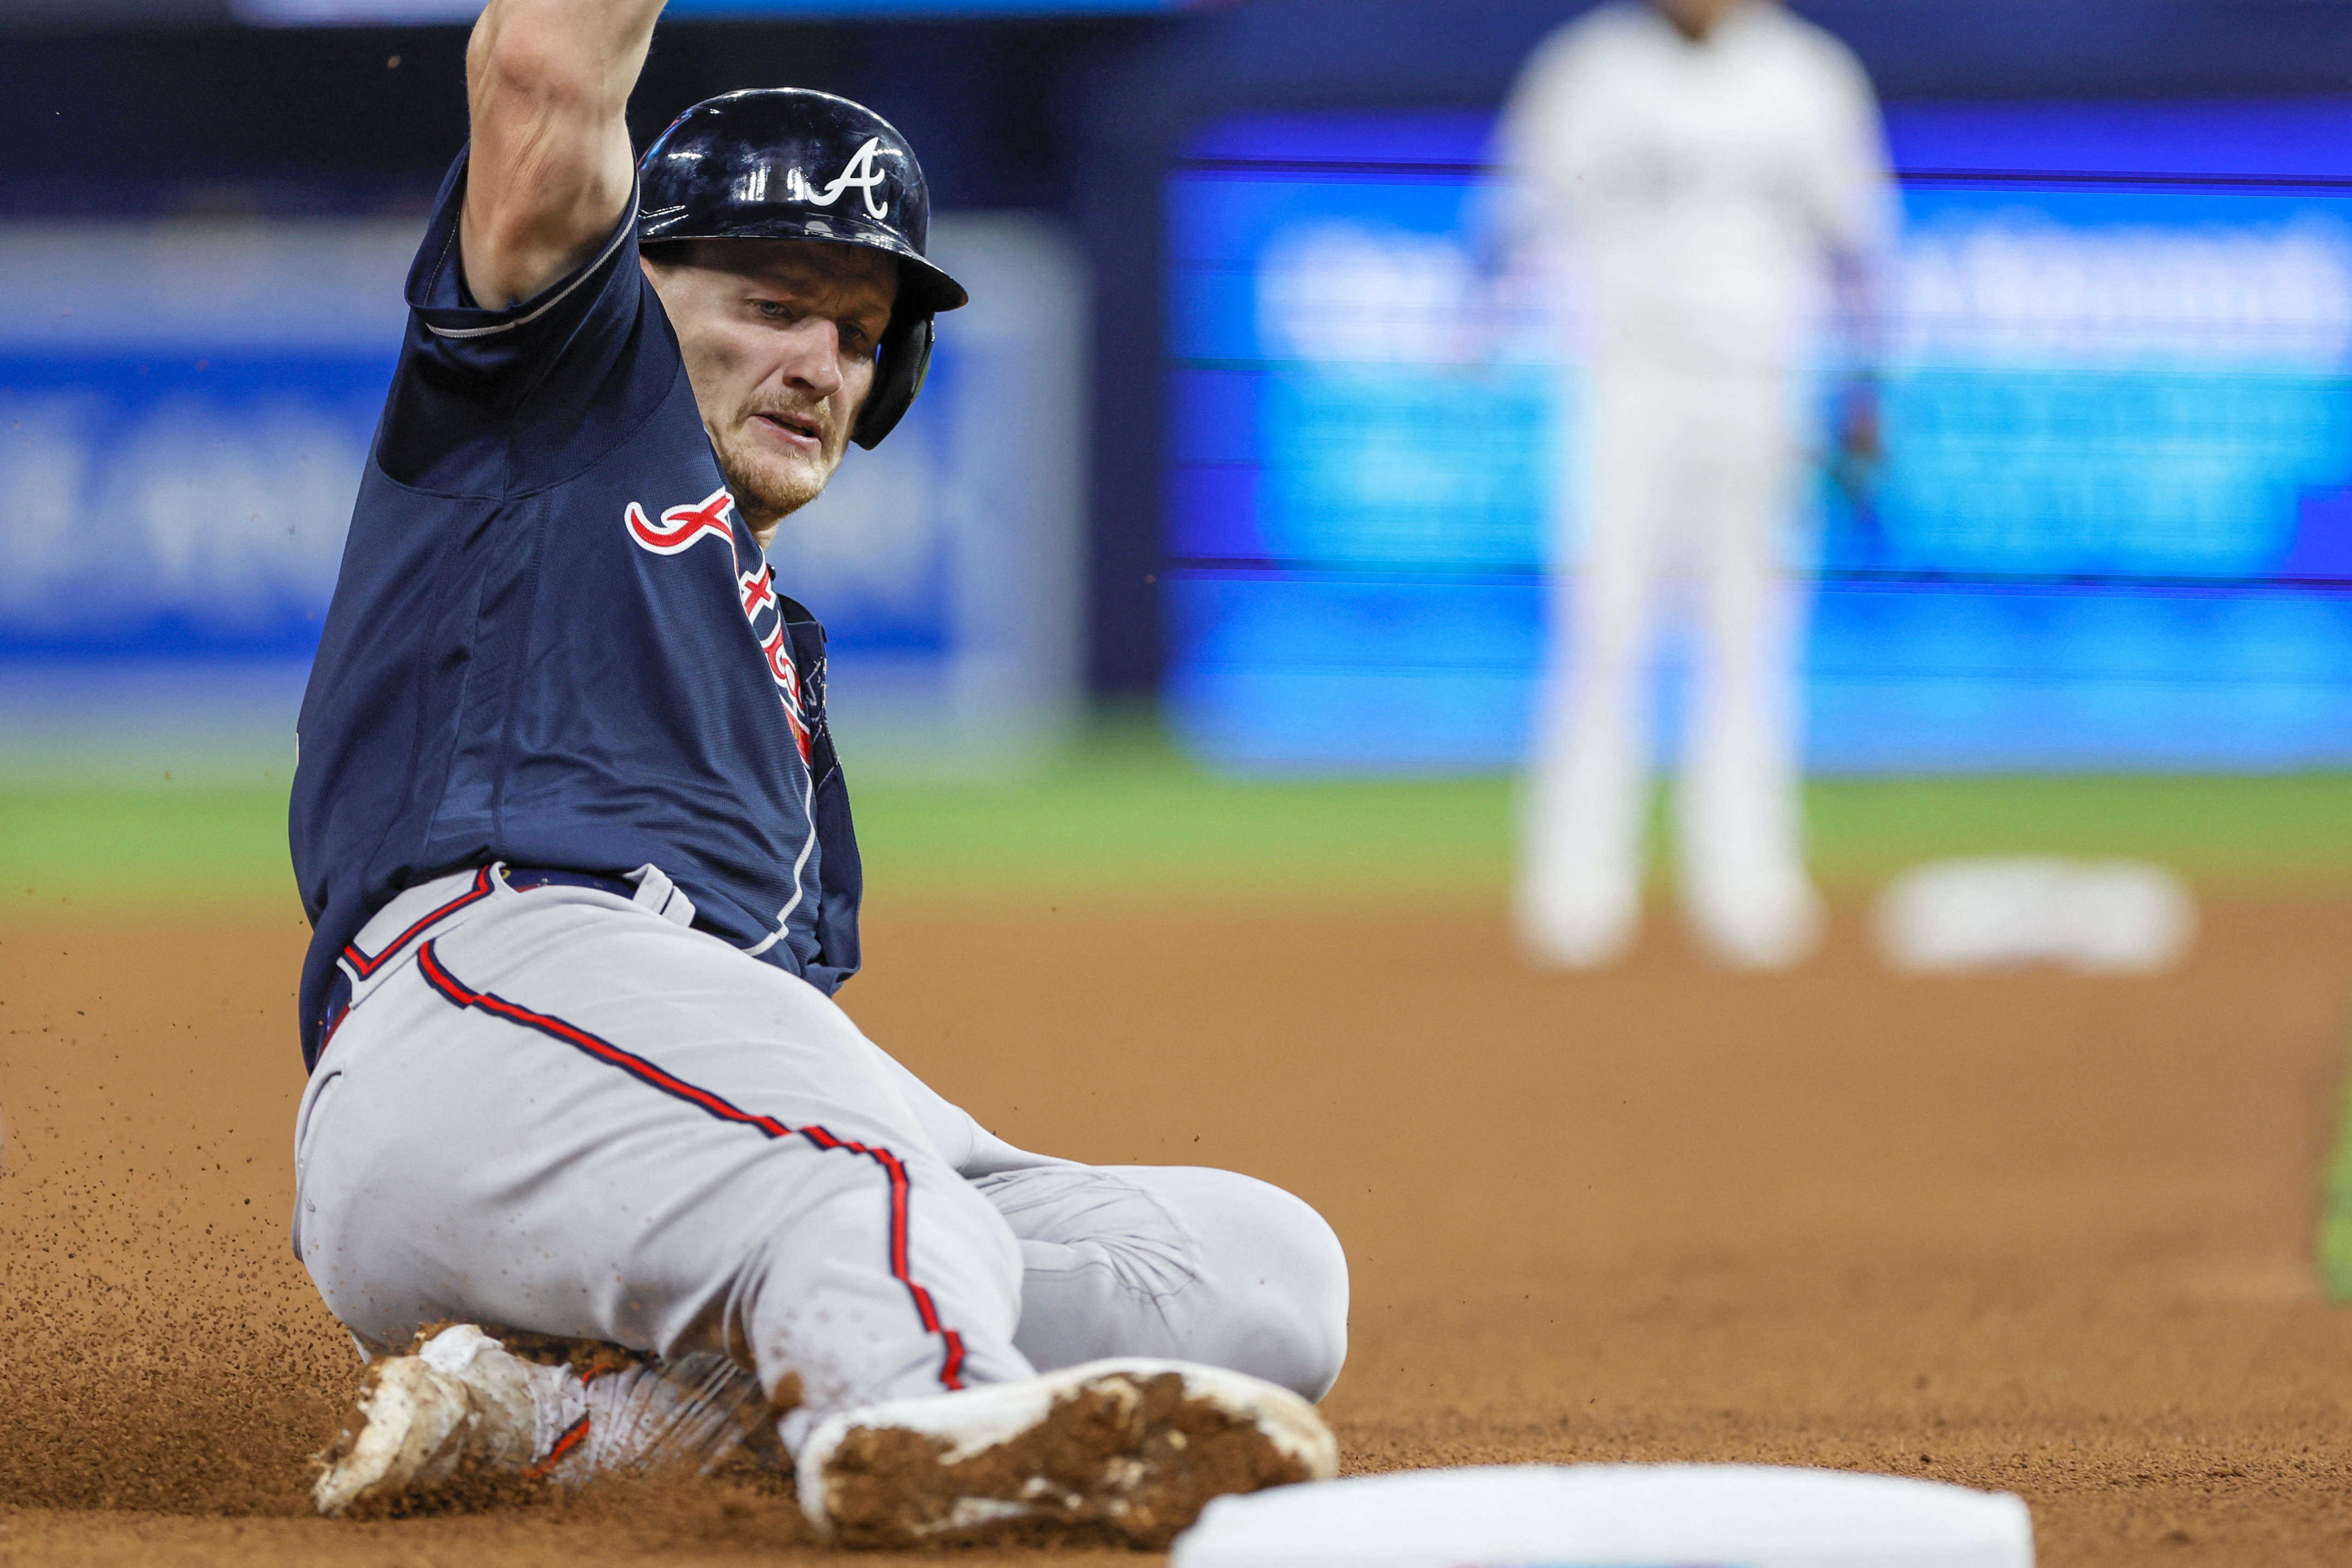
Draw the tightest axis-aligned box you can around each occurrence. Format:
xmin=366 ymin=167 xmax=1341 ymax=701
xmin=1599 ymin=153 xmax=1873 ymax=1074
xmin=311 ymin=1324 xmax=535 ymax=1516
xmin=312 ymin=1324 xmax=776 ymax=1515
xmin=1686 ymin=871 xmax=1825 ymax=971
xmin=796 ymin=1357 xmax=1340 ymax=1550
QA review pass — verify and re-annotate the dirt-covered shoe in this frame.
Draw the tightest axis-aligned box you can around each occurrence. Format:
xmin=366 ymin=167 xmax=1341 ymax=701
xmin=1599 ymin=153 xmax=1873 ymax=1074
xmin=311 ymin=1324 xmax=536 ymax=1515
xmin=312 ymin=1324 xmax=776 ymax=1515
xmin=796 ymin=1357 xmax=1340 ymax=1549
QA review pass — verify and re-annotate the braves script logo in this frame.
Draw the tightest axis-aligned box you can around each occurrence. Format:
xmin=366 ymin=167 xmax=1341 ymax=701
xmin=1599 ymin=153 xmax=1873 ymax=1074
xmin=624 ymin=487 xmax=736 ymax=555
xmin=739 ymin=562 xmax=778 ymax=621
xmin=783 ymin=137 xmax=891 ymax=220
xmin=623 ymin=487 xmax=813 ymax=763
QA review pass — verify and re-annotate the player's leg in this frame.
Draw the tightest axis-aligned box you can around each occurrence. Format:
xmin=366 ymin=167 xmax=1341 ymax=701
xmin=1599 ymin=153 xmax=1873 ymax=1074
xmin=969 ymin=1162 xmax=1348 ymax=1402
xmin=786 ymin=1113 xmax=1345 ymax=1545
xmin=294 ymin=878 xmax=1033 ymax=1442
xmin=1673 ymin=366 xmax=1822 ymax=968
xmin=859 ymin=1046 xmax=1348 ymax=1398
xmin=1518 ymin=354 xmax=1673 ymax=966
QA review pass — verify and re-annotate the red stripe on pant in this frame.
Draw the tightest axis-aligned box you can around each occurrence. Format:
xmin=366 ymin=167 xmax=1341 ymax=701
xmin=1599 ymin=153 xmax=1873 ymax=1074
xmin=413 ymin=938 xmax=969 ymax=1393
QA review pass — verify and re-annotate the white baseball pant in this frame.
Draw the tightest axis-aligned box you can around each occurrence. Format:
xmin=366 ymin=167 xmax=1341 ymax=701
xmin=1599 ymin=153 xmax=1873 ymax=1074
xmin=1518 ymin=355 xmax=1823 ymax=968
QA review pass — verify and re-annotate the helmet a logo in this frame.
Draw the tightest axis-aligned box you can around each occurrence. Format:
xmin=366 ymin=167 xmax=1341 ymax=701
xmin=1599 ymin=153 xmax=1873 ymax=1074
xmin=786 ymin=137 xmax=891 ymax=220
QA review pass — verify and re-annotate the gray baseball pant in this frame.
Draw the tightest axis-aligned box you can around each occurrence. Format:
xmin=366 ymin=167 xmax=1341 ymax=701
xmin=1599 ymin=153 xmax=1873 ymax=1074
xmin=291 ymin=870 xmax=1348 ymax=1450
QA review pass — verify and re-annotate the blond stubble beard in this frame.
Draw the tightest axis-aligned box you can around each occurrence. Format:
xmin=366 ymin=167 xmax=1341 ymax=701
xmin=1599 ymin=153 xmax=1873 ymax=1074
xmin=709 ymin=412 xmax=845 ymax=538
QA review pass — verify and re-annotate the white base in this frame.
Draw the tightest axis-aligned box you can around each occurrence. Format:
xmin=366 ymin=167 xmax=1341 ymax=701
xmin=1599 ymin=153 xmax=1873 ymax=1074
xmin=1873 ymin=856 xmax=2195 ymax=974
xmin=1170 ymin=1463 xmax=2033 ymax=1568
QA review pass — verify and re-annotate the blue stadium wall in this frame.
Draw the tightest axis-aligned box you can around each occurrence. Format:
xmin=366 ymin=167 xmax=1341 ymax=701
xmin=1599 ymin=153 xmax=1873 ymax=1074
xmin=7 ymin=0 xmax=2352 ymax=772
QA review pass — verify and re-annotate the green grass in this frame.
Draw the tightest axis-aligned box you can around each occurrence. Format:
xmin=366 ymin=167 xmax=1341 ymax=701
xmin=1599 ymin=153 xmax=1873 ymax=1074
xmin=852 ymin=736 xmax=1514 ymax=903
xmin=0 ymin=780 xmax=302 ymax=918
xmin=858 ymin=742 xmax=2352 ymax=900
xmin=1804 ymin=773 xmax=2352 ymax=885
xmin=2320 ymin=1040 xmax=2352 ymax=1303
xmin=7 ymin=723 xmax=2352 ymax=919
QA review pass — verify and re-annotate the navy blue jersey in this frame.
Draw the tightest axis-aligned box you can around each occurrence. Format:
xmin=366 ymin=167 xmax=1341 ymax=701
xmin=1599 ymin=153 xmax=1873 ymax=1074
xmin=290 ymin=150 xmax=862 ymax=1069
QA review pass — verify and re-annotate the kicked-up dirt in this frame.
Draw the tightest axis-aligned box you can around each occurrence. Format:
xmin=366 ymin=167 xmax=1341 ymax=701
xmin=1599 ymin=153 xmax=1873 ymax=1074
xmin=4 ymin=888 xmax=2352 ymax=1564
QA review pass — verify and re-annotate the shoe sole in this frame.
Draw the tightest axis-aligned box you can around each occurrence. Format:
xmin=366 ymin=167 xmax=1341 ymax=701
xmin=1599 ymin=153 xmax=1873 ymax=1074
xmin=801 ymin=1357 xmax=1339 ymax=1550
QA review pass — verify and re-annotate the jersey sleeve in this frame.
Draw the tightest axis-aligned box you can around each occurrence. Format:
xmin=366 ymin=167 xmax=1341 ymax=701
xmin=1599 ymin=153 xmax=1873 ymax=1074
xmin=374 ymin=148 xmax=674 ymax=497
xmin=1797 ymin=42 xmax=1898 ymax=263
xmin=1495 ymin=17 xmax=1601 ymax=232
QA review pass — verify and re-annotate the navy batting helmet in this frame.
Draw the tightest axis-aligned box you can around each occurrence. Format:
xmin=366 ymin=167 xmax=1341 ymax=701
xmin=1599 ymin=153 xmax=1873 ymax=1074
xmin=638 ymin=89 xmax=967 ymax=450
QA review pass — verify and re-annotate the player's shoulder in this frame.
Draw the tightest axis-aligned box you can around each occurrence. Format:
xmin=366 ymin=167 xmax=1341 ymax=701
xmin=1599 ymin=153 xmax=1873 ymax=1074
xmin=376 ymin=151 xmax=680 ymax=495
xmin=1510 ymin=1 xmax=1653 ymax=107
xmin=1743 ymin=5 xmax=1876 ymax=89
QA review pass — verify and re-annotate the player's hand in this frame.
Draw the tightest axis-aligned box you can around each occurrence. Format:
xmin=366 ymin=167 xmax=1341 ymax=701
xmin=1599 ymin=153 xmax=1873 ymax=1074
xmin=1827 ymin=372 xmax=1885 ymax=563
xmin=1834 ymin=373 xmax=1881 ymax=469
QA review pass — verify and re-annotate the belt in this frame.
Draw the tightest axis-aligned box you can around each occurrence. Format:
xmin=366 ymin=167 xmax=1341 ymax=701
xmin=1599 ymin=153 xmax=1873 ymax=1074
xmin=503 ymin=866 xmax=641 ymax=900
xmin=316 ymin=865 xmax=686 ymax=1051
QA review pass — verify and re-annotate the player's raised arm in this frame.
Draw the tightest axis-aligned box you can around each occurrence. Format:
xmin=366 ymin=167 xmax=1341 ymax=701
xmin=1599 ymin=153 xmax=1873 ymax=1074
xmin=460 ymin=0 xmax=665 ymax=310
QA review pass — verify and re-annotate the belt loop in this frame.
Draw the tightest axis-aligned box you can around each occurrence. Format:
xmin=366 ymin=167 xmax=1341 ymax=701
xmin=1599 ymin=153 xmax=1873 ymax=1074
xmin=625 ymin=863 xmax=699 ymax=928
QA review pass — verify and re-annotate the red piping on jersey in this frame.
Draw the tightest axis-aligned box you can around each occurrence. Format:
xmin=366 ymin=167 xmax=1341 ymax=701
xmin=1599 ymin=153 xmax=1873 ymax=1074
xmin=340 ymin=866 xmax=496 ymax=980
xmin=412 ymin=939 xmax=968 ymax=1394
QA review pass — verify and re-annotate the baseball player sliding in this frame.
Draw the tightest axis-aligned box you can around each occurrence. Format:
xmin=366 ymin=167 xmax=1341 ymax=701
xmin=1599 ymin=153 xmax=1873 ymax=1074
xmin=285 ymin=0 xmax=1345 ymax=1546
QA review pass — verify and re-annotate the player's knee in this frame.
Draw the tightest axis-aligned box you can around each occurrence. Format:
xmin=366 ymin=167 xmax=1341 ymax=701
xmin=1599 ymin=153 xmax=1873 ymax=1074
xmin=1167 ymin=1168 xmax=1350 ymax=1402
xmin=1253 ymin=1187 xmax=1350 ymax=1402
xmin=737 ymin=1158 xmax=1028 ymax=1399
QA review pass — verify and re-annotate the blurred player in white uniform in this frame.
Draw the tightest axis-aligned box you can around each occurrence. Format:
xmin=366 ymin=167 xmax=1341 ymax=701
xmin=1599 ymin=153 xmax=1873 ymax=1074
xmin=1501 ymin=0 xmax=1893 ymax=967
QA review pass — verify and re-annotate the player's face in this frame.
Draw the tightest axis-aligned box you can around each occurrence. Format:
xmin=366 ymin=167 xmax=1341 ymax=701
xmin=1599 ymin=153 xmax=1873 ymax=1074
xmin=644 ymin=240 xmax=898 ymax=540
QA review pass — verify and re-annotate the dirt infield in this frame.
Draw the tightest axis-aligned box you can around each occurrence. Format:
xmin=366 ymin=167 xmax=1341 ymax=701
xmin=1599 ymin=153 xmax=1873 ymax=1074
xmin=6 ymin=891 xmax=2352 ymax=1564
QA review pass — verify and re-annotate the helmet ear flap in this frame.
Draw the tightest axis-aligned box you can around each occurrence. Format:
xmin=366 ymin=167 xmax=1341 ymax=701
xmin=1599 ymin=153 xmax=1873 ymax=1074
xmin=851 ymin=314 xmax=932 ymax=450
